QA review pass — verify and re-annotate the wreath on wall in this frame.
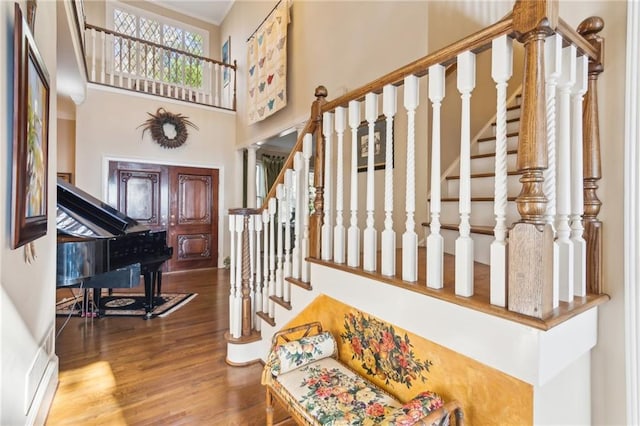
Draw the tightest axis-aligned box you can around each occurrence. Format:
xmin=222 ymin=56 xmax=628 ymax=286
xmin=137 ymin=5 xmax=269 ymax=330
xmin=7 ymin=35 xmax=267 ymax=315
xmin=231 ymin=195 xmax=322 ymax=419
xmin=139 ymin=108 xmax=199 ymax=149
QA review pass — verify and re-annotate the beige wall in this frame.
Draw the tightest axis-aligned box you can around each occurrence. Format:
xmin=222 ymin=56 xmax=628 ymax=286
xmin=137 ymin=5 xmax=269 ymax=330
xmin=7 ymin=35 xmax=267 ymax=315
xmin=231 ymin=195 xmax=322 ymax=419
xmin=75 ymin=87 xmax=238 ymax=265
xmin=84 ymin=0 xmax=221 ymax=60
xmin=1 ymin=1 xmax=58 ymax=423
xmin=57 ymin=119 xmax=76 ymax=174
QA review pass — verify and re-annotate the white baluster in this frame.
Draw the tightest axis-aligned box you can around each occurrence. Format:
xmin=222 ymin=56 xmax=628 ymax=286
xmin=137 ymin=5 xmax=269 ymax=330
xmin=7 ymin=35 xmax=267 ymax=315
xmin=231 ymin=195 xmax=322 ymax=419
xmin=347 ymin=101 xmax=361 ymax=267
xmin=268 ymin=198 xmax=277 ymax=317
xmin=381 ymin=85 xmax=397 ymax=276
xmin=109 ymin=33 xmax=115 ymax=86
xmin=292 ymin=152 xmax=303 ymax=278
xmin=427 ymin=64 xmax=445 ymax=289
xmin=248 ymin=214 xmax=256 ymax=329
xmin=91 ymin=28 xmax=96 ymax=81
xmin=302 ymin=135 xmax=313 ymax=282
xmin=228 ymin=214 xmax=237 ymax=338
xmin=557 ymin=45 xmax=577 ymax=302
xmin=275 ymin=184 xmax=285 ymax=299
xmin=208 ymin=62 xmax=213 ymax=105
xmin=364 ymin=93 xmax=378 ymax=272
xmin=215 ymin=64 xmax=221 ymax=107
xmin=333 ymin=107 xmax=346 ymax=263
xmin=127 ymin=39 xmax=133 ymax=90
xmin=262 ymin=210 xmax=270 ymax=314
xmin=118 ymin=36 xmax=124 ymax=88
xmin=455 ymin=51 xmax=476 ymax=297
xmin=322 ymin=112 xmax=334 ymax=260
xmin=571 ymin=54 xmax=588 ymax=297
xmin=545 ymin=33 xmax=563 ymax=309
xmin=233 ymin=215 xmax=244 ymax=338
xmin=284 ymin=170 xmax=293 ymax=303
xmin=254 ymin=214 xmax=263 ymax=328
xmin=151 ymin=46 xmax=156 ymax=94
xmin=403 ymin=76 xmax=419 ymax=282
xmin=100 ymin=31 xmax=106 ymax=84
xmin=489 ymin=35 xmax=513 ymax=307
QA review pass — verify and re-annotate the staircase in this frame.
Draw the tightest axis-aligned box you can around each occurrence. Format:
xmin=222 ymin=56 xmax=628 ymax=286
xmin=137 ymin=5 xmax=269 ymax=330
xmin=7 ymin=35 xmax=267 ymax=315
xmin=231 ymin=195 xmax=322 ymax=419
xmin=434 ymin=93 xmax=522 ymax=266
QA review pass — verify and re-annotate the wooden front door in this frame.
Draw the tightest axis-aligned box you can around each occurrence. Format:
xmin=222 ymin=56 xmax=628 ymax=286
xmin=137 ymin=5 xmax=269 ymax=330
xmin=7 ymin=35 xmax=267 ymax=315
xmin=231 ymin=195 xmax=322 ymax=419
xmin=108 ymin=161 xmax=218 ymax=272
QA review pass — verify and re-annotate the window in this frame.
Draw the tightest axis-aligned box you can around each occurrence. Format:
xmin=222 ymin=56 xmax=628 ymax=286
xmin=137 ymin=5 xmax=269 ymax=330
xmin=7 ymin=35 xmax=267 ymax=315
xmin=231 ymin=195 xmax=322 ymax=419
xmin=107 ymin=1 xmax=209 ymax=88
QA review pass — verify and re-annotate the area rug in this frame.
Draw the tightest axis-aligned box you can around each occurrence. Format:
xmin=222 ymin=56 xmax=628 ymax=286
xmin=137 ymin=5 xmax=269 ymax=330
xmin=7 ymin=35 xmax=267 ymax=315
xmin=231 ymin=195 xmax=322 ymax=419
xmin=56 ymin=293 xmax=197 ymax=318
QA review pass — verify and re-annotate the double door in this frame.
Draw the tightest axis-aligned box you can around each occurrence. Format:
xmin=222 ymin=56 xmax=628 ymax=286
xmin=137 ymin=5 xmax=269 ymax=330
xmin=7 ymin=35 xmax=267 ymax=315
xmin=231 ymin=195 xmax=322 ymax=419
xmin=108 ymin=161 xmax=218 ymax=272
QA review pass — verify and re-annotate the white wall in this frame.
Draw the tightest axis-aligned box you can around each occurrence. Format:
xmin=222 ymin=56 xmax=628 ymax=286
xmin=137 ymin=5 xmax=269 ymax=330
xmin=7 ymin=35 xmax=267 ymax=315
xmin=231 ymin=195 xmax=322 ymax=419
xmin=75 ymin=86 xmax=238 ymax=265
xmin=0 ymin=1 xmax=59 ymax=423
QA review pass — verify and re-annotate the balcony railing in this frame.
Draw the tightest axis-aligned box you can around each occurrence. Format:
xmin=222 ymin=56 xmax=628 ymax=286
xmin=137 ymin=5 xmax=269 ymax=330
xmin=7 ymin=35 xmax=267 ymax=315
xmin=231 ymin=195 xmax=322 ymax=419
xmin=84 ymin=23 xmax=236 ymax=110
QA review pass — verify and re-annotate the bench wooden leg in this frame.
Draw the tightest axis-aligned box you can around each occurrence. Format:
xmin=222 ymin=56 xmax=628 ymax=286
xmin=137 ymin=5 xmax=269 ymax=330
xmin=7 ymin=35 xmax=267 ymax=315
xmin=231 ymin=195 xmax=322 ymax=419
xmin=266 ymin=388 xmax=274 ymax=426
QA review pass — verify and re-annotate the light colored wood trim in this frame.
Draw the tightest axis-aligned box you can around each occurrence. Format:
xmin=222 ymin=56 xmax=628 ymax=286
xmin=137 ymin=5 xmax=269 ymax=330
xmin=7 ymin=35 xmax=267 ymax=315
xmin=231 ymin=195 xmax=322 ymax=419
xmin=224 ymin=358 xmax=263 ymax=367
xmin=257 ymin=311 xmax=276 ymax=327
xmin=446 ymin=170 xmax=521 ymax=180
xmin=270 ymin=295 xmax=292 ymax=311
xmin=478 ymin=131 xmax=519 ymax=143
xmin=557 ymin=18 xmax=599 ymax=60
xmin=286 ymin=276 xmax=312 ymax=291
xmin=310 ymin=86 xmax=328 ymax=259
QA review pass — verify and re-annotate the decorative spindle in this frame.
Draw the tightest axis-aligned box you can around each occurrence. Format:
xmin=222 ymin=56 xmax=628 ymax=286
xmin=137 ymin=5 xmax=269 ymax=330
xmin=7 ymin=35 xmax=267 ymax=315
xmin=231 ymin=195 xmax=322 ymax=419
xmin=363 ymin=92 xmax=378 ymax=272
xmin=262 ymin=209 xmax=270 ymax=314
xmin=310 ymin=86 xmax=328 ymax=259
xmin=292 ymin=152 xmax=303 ymax=278
xmin=240 ymin=214 xmax=252 ymax=336
xmin=333 ymin=107 xmax=347 ymax=263
xmin=571 ymin=55 xmax=588 ymax=297
xmin=403 ymin=76 xmax=419 ymax=282
xmin=254 ymin=213 xmax=263 ymax=329
xmin=321 ymin=112 xmax=334 ymax=261
xmin=247 ymin=214 xmax=256 ymax=330
xmin=427 ymin=65 xmax=445 ymax=289
xmin=91 ymin=28 xmax=96 ymax=81
xmin=455 ymin=51 xmax=476 ymax=297
xmin=234 ymin=215 xmax=244 ymax=337
xmin=490 ymin=36 xmax=512 ymax=307
xmin=381 ymin=85 xmax=397 ymax=276
xmin=275 ymin=184 xmax=285 ymax=299
xmin=347 ymin=101 xmax=361 ymax=267
xmin=557 ymin=45 xmax=577 ymax=302
xmin=100 ymin=31 xmax=106 ymax=83
xmin=283 ymin=170 xmax=293 ymax=303
xmin=301 ymin=134 xmax=313 ymax=282
xmin=268 ymin=198 xmax=277 ymax=318
xmin=228 ymin=214 xmax=237 ymax=337
xmin=214 ymin=63 xmax=220 ymax=106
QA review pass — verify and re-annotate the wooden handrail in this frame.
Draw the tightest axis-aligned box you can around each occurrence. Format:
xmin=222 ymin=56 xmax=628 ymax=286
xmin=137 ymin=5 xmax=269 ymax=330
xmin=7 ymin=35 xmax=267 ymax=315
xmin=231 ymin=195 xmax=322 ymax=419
xmin=85 ymin=23 xmax=236 ymax=70
xmin=557 ymin=18 xmax=599 ymax=60
xmin=321 ymin=15 xmax=514 ymax=113
xmin=260 ymin=119 xmax=315 ymax=211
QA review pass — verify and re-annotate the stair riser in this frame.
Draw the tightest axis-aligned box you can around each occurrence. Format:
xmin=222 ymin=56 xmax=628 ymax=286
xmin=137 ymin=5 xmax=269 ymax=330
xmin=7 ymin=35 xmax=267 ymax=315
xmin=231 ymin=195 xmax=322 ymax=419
xmin=490 ymin=120 xmax=521 ymax=135
xmin=439 ymin=200 xmax=519 ymax=226
xmin=506 ymin=107 xmax=521 ymax=121
xmin=441 ymin=228 xmax=493 ymax=265
xmin=476 ymin=135 xmax=519 ymax=155
xmin=447 ymin=174 xmax=521 ymax=198
xmin=470 ymin=153 xmax=517 ymax=174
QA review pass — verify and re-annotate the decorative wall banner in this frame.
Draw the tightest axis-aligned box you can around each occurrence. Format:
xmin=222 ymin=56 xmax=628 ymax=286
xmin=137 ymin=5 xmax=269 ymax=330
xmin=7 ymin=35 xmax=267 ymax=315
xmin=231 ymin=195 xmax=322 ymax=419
xmin=246 ymin=0 xmax=289 ymax=124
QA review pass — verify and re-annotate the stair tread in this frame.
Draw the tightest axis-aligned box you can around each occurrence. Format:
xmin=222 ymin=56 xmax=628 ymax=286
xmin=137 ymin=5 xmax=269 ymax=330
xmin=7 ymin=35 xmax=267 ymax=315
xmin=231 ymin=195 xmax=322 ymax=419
xmin=286 ymin=276 xmax=313 ymax=291
xmin=256 ymin=311 xmax=275 ymax=327
xmin=478 ymin=131 xmax=519 ymax=143
xmin=437 ymin=196 xmax=517 ymax=202
xmin=421 ymin=222 xmax=495 ymax=236
xmin=446 ymin=170 xmax=521 ymax=180
xmin=270 ymin=295 xmax=292 ymax=310
xmin=507 ymin=104 xmax=521 ymax=111
xmin=471 ymin=149 xmax=518 ymax=159
xmin=492 ymin=117 xmax=520 ymax=125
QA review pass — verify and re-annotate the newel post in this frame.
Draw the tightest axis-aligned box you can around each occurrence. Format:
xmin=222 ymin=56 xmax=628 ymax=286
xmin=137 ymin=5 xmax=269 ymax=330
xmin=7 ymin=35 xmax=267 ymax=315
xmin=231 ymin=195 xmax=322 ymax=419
xmin=309 ymin=86 xmax=328 ymax=259
xmin=577 ymin=17 xmax=604 ymax=295
xmin=508 ymin=0 xmax=558 ymax=318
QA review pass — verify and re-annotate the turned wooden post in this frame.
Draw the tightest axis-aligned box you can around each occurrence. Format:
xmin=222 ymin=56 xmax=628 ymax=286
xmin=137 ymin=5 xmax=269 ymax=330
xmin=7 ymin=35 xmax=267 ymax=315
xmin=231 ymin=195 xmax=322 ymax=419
xmin=309 ymin=86 xmax=328 ymax=259
xmin=508 ymin=0 xmax=557 ymax=318
xmin=577 ymin=17 xmax=604 ymax=295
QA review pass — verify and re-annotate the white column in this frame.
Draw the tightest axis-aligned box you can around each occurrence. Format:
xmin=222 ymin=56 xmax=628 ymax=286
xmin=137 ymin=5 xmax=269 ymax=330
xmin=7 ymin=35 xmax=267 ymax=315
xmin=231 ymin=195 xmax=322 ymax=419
xmin=90 ymin=28 xmax=96 ymax=82
xmin=455 ymin=51 xmax=476 ymax=297
xmin=233 ymin=215 xmax=244 ymax=337
xmin=283 ymin=170 xmax=293 ymax=302
xmin=489 ymin=35 xmax=513 ymax=307
xmin=254 ymin=214 xmax=263 ymax=327
xmin=571 ymin=55 xmax=588 ymax=297
xmin=247 ymin=147 xmax=257 ymax=208
xmin=381 ymin=85 xmax=397 ymax=276
xmin=556 ymin=45 xmax=577 ymax=302
xmin=228 ymin=214 xmax=237 ymax=337
xmin=333 ymin=107 xmax=347 ymax=264
xmin=275 ymin=184 xmax=285 ymax=299
xmin=545 ymin=33 xmax=563 ymax=309
xmin=268 ymin=198 xmax=277 ymax=317
xmin=363 ymin=93 xmax=378 ymax=272
xmin=292 ymin=152 xmax=304 ymax=278
xmin=347 ymin=101 xmax=361 ymax=267
xmin=321 ymin=112 xmax=334 ymax=261
xmin=427 ymin=64 xmax=445 ymax=289
xmin=301 ymin=135 xmax=313 ymax=282
xmin=403 ymin=76 xmax=419 ymax=282
xmin=262 ymin=209 xmax=270 ymax=315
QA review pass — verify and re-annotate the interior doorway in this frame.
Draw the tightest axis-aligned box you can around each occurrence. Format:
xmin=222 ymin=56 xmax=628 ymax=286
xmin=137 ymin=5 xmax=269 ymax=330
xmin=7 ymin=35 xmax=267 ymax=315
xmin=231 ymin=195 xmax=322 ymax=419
xmin=107 ymin=160 xmax=219 ymax=272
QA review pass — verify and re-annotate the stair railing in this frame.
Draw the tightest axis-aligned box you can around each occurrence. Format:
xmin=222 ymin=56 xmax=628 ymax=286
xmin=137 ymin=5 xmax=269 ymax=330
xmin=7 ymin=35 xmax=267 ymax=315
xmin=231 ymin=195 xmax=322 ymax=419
xmin=84 ymin=23 xmax=237 ymax=110
xmin=227 ymin=0 xmax=606 ymax=345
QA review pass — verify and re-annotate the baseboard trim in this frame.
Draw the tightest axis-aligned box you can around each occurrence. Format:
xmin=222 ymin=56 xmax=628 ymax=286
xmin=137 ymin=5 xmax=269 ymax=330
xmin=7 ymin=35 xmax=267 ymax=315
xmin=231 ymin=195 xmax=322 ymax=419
xmin=26 ymin=356 xmax=58 ymax=426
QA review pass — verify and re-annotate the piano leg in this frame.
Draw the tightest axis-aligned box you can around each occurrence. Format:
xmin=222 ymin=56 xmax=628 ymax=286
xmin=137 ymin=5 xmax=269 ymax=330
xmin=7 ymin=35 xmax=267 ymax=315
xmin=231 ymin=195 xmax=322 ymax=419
xmin=143 ymin=272 xmax=154 ymax=320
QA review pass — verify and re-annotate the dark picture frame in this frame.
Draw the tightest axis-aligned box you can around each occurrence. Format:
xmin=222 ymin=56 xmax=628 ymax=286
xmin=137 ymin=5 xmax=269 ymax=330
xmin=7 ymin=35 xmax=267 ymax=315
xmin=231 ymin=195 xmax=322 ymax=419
xmin=357 ymin=116 xmax=393 ymax=172
xmin=11 ymin=3 xmax=50 ymax=249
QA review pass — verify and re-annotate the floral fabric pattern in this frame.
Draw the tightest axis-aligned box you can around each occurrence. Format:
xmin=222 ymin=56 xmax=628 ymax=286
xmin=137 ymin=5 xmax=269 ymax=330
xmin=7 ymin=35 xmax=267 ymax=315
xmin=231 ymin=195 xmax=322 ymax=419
xmin=271 ymin=331 xmax=337 ymax=376
xmin=341 ymin=312 xmax=433 ymax=388
xmin=381 ymin=391 xmax=444 ymax=426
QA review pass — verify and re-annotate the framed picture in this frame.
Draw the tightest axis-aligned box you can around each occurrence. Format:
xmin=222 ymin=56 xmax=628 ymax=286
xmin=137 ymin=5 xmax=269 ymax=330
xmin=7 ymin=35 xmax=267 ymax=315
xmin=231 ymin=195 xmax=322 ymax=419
xmin=357 ymin=116 xmax=393 ymax=172
xmin=11 ymin=3 xmax=50 ymax=249
xmin=222 ymin=36 xmax=231 ymax=87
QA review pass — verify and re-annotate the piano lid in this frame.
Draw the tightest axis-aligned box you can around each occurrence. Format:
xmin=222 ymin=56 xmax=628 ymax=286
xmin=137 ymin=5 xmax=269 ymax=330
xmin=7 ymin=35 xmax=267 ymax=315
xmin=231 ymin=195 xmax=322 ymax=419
xmin=57 ymin=178 xmax=149 ymax=237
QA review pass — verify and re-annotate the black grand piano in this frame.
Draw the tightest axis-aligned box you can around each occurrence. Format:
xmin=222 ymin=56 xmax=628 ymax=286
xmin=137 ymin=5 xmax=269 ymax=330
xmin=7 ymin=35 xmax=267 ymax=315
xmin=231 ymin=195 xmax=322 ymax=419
xmin=56 ymin=178 xmax=173 ymax=319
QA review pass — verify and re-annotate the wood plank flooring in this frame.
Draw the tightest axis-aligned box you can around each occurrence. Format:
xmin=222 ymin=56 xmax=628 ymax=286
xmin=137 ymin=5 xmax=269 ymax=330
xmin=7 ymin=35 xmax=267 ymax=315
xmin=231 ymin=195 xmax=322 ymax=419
xmin=47 ymin=268 xmax=293 ymax=426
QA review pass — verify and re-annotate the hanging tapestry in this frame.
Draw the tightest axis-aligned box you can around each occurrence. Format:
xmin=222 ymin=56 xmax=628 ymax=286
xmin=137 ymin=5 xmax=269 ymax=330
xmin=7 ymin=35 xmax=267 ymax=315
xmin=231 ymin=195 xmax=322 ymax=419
xmin=247 ymin=0 xmax=290 ymax=124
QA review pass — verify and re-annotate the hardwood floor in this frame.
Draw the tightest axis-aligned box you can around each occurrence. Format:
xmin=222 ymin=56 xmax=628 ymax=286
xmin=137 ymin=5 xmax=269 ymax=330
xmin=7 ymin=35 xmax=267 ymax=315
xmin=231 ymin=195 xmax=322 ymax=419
xmin=47 ymin=268 xmax=293 ymax=426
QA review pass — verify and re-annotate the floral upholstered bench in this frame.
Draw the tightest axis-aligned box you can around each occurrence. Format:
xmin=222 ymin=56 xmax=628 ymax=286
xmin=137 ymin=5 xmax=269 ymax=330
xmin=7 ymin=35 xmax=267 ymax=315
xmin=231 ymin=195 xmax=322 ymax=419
xmin=262 ymin=322 xmax=464 ymax=426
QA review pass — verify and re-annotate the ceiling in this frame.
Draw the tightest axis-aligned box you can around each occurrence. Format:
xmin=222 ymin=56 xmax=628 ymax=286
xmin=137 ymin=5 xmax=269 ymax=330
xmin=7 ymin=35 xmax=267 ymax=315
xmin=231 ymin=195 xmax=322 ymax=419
xmin=151 ymin=0 xmax=235 ymax=26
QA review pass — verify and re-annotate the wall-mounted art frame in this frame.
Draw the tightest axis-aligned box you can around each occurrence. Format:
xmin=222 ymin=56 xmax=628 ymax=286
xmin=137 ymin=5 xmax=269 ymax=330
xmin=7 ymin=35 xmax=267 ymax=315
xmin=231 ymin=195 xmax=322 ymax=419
xmin=11 ymin=3 xmax=50 ymax=249
xmin=222 ymin=36 xmax=231 ymax=87
xmin=357 ymin=116 xmax=393 ymax=172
